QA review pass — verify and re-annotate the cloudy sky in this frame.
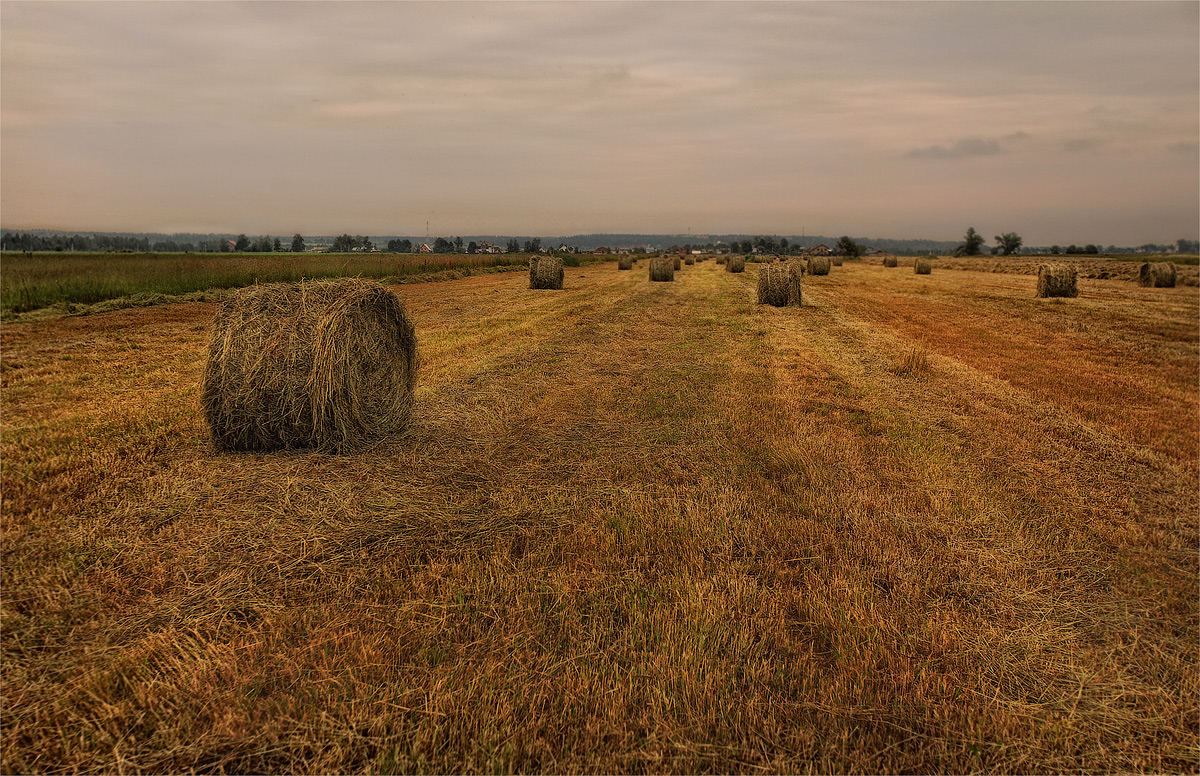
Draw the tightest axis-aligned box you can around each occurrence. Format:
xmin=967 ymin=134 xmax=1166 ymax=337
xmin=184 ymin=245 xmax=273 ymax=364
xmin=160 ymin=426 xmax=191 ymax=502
xmin=2 ymin=1 xmax=1197 ymax=244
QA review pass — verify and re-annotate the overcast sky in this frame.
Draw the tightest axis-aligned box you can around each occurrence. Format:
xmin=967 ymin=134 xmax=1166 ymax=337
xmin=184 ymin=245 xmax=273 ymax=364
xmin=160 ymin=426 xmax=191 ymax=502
xmin=2 ymin=1 xmax=1197 ymax=244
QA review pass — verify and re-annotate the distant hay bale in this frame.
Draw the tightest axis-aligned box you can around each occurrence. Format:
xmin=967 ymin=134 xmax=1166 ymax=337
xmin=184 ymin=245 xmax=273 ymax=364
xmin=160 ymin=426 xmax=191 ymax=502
xmin=529 ymin=256 xmax=564 ymax=289
xmin=831 ymin=256 xmax=844 ymax=266
xmin=757 ymin=263 xmax=802 ymax=307
xmin=1138 ymin=262 xmax=1177 ymax=288
xmin=673 ymin=255 xmax=682 ymax=270
xmin=649 ymin=256 xmax=675 ymax=282
xmin=617 ymin=256 xmax=634 ymax=270
xmin=788 ymin=261 xmax=804 ymax=306
xmin=684 ymin=256 xmax=695 ymax=265
xmin=807 ymin=255 xmax=831 ymax=276
xmin=716 ymin=255 xmax=728 ymax=265
xmin=1037 ymin=263 xmax=1078 ymax=298
xmin=914 ymin=258 xmax=932 ymax=275
xmin=883 ymin=256 xmax=898 ymax=267
xmin=726 ymin=255 xmax=746 ymax=273
xmin=202 ymin=279 xmax=418 ymax=453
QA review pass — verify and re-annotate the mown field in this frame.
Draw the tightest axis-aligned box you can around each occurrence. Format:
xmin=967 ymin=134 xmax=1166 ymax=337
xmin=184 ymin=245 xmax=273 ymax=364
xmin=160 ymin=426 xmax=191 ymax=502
xmin=2 ymin=258 xmax=1197 ymax=773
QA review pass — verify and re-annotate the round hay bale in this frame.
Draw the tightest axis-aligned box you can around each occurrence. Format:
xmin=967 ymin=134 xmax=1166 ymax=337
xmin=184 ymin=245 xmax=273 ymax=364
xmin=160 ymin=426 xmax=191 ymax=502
xmin=649 ymin=256 xmax=675 ymax=282
xmin=831 ymin=256 xmax=844 ymax=266
xmin=757 ymin=264 xmax=801 ymax=307
xmin=1138 ymin=262 xmax=1177 ymax=288
xmin=726 ymin=255 xmax=745 ymax=273
xmin=883 ymin=256 xmax=898 ymax=268
xmin=617 ymin=256 xmax=634 ymax=270
xmin=529 ymin=256 xmax=564 ymax=289
xmin=807 ymin=255 xmax=831 ymax=276
xmin=1037 ymin=263 xmax=1078 ymax=298
xmin=684 ymin=255 xmax=695 ymax=265
xmin=914 ymin=258 xmax=932 ymax=275
xmin=787 ymin=261 xmax=804 ymax=306
xmin=673 ymin=255 xmax=682 ymax=270
xmin=202 ymin=279 xmax=418 ymax=453
xmin=716 ymin=255 xmax=728 ymax=265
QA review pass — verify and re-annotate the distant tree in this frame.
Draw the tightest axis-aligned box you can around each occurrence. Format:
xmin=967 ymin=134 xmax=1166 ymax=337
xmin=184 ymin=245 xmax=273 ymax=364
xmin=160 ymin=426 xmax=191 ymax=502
xmin=291 ymin=234 xmax=305 ymax=252
xmin=1085 ymin=244 xmax=1099 ymax=254
xmin=273 ymin=238 xmax=282 ymax=252
xmin=234 ymin=234 xmax=250 ymax=252
xmin=836 ymin=235 xmax=862 ymax=257
xmin=1049 ymin=245 xmax=1061 ymax=255
xmin=467 ymin=241 xmax=478 ymax=254
xmin=953 ymin=227 xmax=985 ymax=257
xmin=398 ymin=239 xmax=412 ymax=252
xmin=729 ymin=242 xmax=741 ymax=254
xmin=506 ymin=238 xmax=520 ymax=253
xmin=454 ymin=236 xmax=464 ymax=252
xmin=431 ymin=237 xmax=453 ymax=253
xmin=331 ymin=234 xmax=355 ymax=252
xmin=1177 ymin=238 xmax=1199 ymax=254
xmin=994 ymin=232 xmax=1022 ymax=256
xmin=780 ymin=238 xmax=789 ymax=251
xmin=523 ymin=238 xmax=541 ymax=253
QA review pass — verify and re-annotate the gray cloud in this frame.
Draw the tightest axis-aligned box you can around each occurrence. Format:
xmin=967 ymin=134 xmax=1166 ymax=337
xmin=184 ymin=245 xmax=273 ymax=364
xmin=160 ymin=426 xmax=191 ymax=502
xmin=906 ymin=139 xmax=1004 ymax=160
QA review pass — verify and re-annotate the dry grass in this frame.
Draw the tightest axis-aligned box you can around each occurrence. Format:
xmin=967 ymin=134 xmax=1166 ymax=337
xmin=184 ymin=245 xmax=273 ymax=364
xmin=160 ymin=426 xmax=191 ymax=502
xmin=2 ymin=260 xmax=1197 ymax=773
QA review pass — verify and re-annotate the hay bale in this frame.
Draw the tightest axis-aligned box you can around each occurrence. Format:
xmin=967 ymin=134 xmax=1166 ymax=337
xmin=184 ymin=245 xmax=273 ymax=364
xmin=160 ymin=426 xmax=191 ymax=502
xmin=1138 ymin=262 xmax=1177 ymax=288
xmin=1037 ymin=263 xmax=1078 ymax=298
xmin=716 ymin=255 xmax=728 ymax=265
xmin=202 ymin=279 xmax=418 ymax=453
xmin=757 ymin=263 xmax=801 ymax=307
xmin=883 ymin=256 xmax=898 ymax=267
xmin=617 ymin=256 xmax=634 ymax=270
xmin=726 ymin=255 xmax=745 ymax=273
xmin=673 ymin=255 xmax=682 ymax=270
xmin=529 ymin=256 xmax=564 ymax=289
xmin=684 ymin=256 xmax=695 ymax=265
xmin=807 ymin=255 xmax=831 ymax=276
xmin=788 ymin=261 xmax=804 ymax=306
xmin=831 ymin=256 xmax=844 ymax=266
xmin=649 ymin=256 xmax=675 ymax=282
xmin=914 ymin=258 xmax=932 ymax=275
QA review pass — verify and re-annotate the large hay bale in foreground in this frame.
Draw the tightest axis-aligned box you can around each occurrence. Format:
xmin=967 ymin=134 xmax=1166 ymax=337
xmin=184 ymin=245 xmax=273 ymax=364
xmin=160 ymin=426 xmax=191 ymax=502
xmin=203 ymin=279 xmax=418 ymax=453
xmin=1138 ymin=262 xmax=1177 ymax=288
xmin=529 ymin=256 xmax=564 ymax=289
xmin=1037 ymin=263 xmax=1078 ymax=298
xmin=757 ymin=264 xmax=801 ymax=307
xmin=617 ymin=256 xmax=634 ymax=270
xmin=726 ymin=255 xmax=745 ymax=273
xmin=807 ymin=255 xmax=831 ymax=276
xmin=883 ymin=256 xmax=898 ymax=267
xmin=649 ymin=256 xmax=675 ymax=282
xmin=914 ymin=258 xmax=932 ymax=275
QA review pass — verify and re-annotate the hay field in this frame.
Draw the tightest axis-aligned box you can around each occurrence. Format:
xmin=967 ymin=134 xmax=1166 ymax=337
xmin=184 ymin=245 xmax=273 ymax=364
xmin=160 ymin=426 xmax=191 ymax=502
xmin=2 ymin=261 xmax=1197 ymax=773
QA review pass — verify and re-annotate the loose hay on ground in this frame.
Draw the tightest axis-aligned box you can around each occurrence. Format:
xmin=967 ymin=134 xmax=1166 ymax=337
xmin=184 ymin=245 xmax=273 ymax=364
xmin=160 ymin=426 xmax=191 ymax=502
xmin=202 ymin=278 xmax=418 ymax=453
xmin=1037 ymin=263 xmax=1079 ymax=298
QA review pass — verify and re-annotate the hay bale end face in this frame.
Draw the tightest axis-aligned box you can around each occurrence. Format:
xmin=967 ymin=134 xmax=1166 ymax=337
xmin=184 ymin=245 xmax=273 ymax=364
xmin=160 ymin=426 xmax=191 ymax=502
xmin=529 ymin=256 xmax=564 ymax=289
xmin=883 ymin=256 xmax=898 ymax=267
xmin=617 ymin=256 xmax=634 ymax=270
xmin=726 ymin=255 xmax=746 ymax=273
xmin=649 ymin=256 xmax=675 ymax=282
xmin=757 ymin=264 xmax=800 ymax=307
xmin=1138 ymin=262 xmax=1177 ymax=288
xmin=914 ymin=258 xmax=932 ymax=275
xmin=202 ymin=279 xmax=418 ymax=453
xmin=807 ymin=255 xmax=831 ymax=276
xmin=1037 ymin=263 xmax=1078 ymax=298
